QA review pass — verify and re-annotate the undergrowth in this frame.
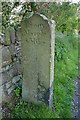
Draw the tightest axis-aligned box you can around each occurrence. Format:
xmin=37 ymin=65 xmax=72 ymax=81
xmin=4 ymin=32 xmax=78 ymax=118
xmin=54 ymin=31 xmax=78 ymax=117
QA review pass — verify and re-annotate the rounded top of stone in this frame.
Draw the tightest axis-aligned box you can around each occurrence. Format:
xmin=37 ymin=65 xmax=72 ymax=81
xmin=22 ymin=12 xmax=55 ymax=24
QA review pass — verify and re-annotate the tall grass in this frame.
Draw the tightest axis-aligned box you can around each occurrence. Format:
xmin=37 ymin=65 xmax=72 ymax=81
xmin=54 ymin=31 xmax=78 ymax=117
xmin=6 ymin=32 xmax=78 ymax=118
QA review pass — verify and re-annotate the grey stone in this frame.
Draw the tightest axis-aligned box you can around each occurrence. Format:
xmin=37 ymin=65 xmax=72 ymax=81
xmin=8 ymin=62 xmax=19 ymax=77
xmin=0 ymin=85 xmax=3 ymax=103
xmin=12 ymin=75 xmax=20 ymax=84
xmin=2 ymin=46 xmax=12 ymax=67
xmin=7 ymin=85 xmax=15 ymax=95
xmin=0 ymin=71 xmax=12 ymax=86
xmin=0 ymin=64 xmax=11 ymax=73
xmin=10 ymin=29 xmax=15 ymax=44
xmin=0 ymin=73 xmax=2 ymax=86
xmin=9 ymin=44 xmax=17 ymax=56
xmin=0 ymin=85 xmax=7 ymax=103
xmin=0 ymin=33 xmax=5 ymax=44
xmin=15 ymin=45 xmax=21 ymax=55
xmin=15 ymin=29 xmax=21 ymax=42
xmin=9 ymin=42 xmax=21 ymax=59
xmin=6 ymin=81 xmax=12 ymax=89
xmin=0 ymin=67 xmax=4 ymax=73
xmin=16 ymin=61 xmax=22 ymax=75
xmin=15 ymin=30 xmax=20 ymax=42
xmin=21 ymin=13 xmax=55 ymax=107
xmin=0 ymin=45 xmax=2 ymax=73
xmin=5 ymin=65 xmax=10 ymax=71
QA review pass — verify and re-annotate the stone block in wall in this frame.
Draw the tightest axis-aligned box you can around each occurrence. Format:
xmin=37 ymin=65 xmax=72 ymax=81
xmin=7 ymin=85 xmax=15 ymax=95
xmin=10 ymin=29 xmax=15 ymax=44
xmin=15 ymin=45 xmax=21 ymax=54
xmin=0 ymin=84 xmax=14 ymax=104
xmin=0 ymin=85 xmax=2 ymax=103
xmin=9 ymin=44 xmax=17 ymax=57
xmin=8 ymin=62 xmax=18 ymax=77
xmin=0 ymin=33 xmax=5 ymax=44
xmin=9 ymin=44 xmax=21 ymax=61
xmin=0 ymin=45 xmax=2 ymax=73
xmin=2 ymin=46 xmax=12 ymax=67
xmin=0 ymin=105 xmax=2 ymax=120
xmin=12 ymin=75 xmax=21 ymax=84
xmin=0 ymin=71 xmax=12 ymax=86
xmin=6 ymin=81 xmax=12 ymax=89
xmin=0 ymin=85 xmax=7 ymax=103
xmin=15 ymin=29 xmax=21 ymax=43
xmin=0 ymin=73 xmax=2 ymax=86
xmin=15 ymin=61 xmax=22 ymax=75
xmin=0 ymin=64 xmax=12 ymax=74
xmin=16 ymin=53 xmax=22 ymax=60
xmin=0 ymin=75 xmax=20 ymax=103
xmin=1 ymin=61 xmax=21 ymax=82
xmin=9 ymin=61 xmax=22 ymax=76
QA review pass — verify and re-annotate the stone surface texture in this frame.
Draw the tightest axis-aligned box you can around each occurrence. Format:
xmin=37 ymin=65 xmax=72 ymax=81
xmin=21 ymin=13 xmax=55 ymax=107
xmin=0 ymin=28 xmax=22 ymax=104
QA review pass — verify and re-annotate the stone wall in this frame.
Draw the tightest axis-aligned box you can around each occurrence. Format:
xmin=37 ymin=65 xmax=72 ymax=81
xmin=0 ymin=29 xmax=22 ymax=104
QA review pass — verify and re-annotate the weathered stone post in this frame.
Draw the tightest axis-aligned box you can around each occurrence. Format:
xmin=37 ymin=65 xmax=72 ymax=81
xmin=21 ymin=13 xmax=55 ymax=107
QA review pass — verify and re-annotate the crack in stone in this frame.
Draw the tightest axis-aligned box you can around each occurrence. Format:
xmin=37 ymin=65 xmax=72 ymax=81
xmin=37 ymin=72 xmax=46 ymax=102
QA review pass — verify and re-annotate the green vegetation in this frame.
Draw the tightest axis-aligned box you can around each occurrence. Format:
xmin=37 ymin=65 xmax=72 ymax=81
xmin=39 ymin=2 xmax=78 ymax=33
xmin=54 ymin=32 xmax=78 ymax=117
xmin=2 ymin=2 xmax=78 ymax=33
xmin=4 ymin=32 xmax=78 ymax=118
xmin=2 ymin=2 xmax=78 ymax=118
xmin=14 ymin=86 xmax=21 ymax=97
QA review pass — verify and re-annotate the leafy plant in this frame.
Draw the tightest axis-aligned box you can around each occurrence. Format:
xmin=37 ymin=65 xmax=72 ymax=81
xmin=14 ymin=86 xmax=21 ymax=97
xmin=2 ymin=2 xmax=78 ymax=33
xmin=4 ymin=32 xmax=78 ymax=118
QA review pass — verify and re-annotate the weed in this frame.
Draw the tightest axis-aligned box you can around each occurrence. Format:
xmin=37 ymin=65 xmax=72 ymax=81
xmin=5 ymin=32 xmax=78 ymax=118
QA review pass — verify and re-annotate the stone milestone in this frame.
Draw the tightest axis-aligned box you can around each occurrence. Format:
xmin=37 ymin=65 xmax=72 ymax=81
xmin=21 ymin=13 xmax=55 ymax=107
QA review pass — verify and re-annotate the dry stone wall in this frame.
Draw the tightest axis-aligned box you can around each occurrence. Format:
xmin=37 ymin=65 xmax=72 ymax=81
xmin=0 ymin=29 xmax=22 ymax=104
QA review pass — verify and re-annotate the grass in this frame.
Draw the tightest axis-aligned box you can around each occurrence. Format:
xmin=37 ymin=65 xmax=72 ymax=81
xmin=7 ymin=100 xmax=58 ymax=118
xmin=54 ymin=31 xmax=78 ymax=117
xmin=3 ymin=32 xmax=78 ymax=118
